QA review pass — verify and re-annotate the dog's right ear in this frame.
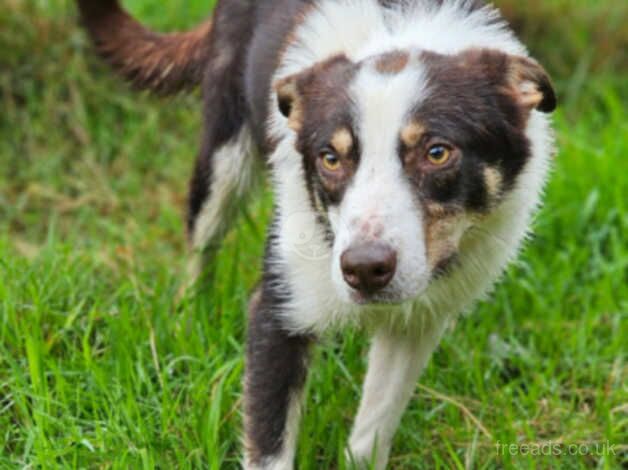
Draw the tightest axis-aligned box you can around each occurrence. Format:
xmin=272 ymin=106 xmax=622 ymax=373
xmin=274 ymin=55 xmax=355 ymax=133
xmin=274 ymin=75 xmax=304 ymax=132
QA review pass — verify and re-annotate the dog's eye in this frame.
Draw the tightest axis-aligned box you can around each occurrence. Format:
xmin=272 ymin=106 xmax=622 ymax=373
xmin=320 ymin=151 xmax=341 ymax=172
xmin=426 ymin=145 xmax=452 ymax=165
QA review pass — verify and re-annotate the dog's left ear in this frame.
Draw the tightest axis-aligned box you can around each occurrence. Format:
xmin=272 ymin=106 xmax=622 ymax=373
xmin=508 ymin=56 xmax=557 ymax=113
xmin=274 ymin=75 xmax=304 ymax=132
xmin=459 ymin=49 xmax=557 ymax=114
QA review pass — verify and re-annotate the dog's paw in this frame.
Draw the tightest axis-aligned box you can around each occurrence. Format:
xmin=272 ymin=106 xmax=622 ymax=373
xmin=345 ymin=441 xmax=389 ymax=470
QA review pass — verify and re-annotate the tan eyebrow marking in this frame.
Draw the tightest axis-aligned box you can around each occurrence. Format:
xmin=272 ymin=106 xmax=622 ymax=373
xmin=330 ymin=127 xmax=353 ymax=156
xmin=375 ymin=50 xmax=410 ymax=75
xmin=400 ymin=121 xmax=426 ymax=148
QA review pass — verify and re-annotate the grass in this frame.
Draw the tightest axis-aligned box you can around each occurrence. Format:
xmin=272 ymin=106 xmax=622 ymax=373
xmin=1 ymin=0 xmax=626 ymax=468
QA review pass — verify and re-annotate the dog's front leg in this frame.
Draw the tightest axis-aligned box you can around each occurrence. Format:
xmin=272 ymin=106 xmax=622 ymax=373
xmin=243 ymin=288 xmax=311 ymax=470
xmin=348 ymin=319 xmax=448 ymax=469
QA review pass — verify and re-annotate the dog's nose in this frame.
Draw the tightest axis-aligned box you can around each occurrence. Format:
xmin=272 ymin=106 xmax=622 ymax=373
xmin=340 ymin=242 xmax=397 ymax=294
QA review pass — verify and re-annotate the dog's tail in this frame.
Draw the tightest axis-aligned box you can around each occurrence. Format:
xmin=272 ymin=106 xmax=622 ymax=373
xmin=77 ymin=0 xmax=213 ymax=94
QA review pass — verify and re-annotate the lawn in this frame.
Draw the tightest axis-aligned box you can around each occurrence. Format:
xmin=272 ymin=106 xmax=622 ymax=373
xmin=0 ymin=1 xmax=626 ymax=468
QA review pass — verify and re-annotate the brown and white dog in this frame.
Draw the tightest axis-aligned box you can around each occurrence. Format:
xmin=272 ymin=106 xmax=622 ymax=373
xmin=77 ymin=1 xmax=556 ymax=468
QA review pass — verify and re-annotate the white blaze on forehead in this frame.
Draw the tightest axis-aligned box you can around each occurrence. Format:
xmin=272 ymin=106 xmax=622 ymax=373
xmin=328 ymin=63 xmax=426 ymax=233
xmin=351 ymin=62 xmax=425 ymax=158
xmin=329 ymin=63 xmax=431 ymax=300
xmin=340 ymin=62 xmax=426 ymax=233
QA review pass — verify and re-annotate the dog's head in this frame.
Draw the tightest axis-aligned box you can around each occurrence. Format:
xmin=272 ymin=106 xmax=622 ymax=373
xmin=275 ymin=48 xmax=556 ymax=305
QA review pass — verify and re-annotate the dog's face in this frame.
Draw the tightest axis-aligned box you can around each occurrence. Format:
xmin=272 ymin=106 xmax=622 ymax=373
xmin=275 ymin=48 xmax=555 ymax=305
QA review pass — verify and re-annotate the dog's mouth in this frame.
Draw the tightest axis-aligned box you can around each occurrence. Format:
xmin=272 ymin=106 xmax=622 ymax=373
xmin=343 ymin=269 xmax=436 ymax=306
xmin=349 ymin=288 xmax=415 ymax=306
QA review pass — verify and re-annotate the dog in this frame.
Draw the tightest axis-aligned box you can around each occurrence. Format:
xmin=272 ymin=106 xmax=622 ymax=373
xmin=76 ymin=1 xmax=556 ymax=468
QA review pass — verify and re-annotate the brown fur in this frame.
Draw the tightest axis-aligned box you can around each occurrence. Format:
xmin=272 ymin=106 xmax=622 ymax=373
xmin=454 ymin=48 xmax=556 ymax=113
xmin=374 ymin=50 xmax=410 ymax=75
xmin=77 ymin=0 xmax=213 ymax=94
xmin=275 ymin=78 xmax=305 ymax=132
xmin=76 ymin=2 xmax=557 ymax=466
xmin=423 ymin=203 xmax=463 ymax=272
